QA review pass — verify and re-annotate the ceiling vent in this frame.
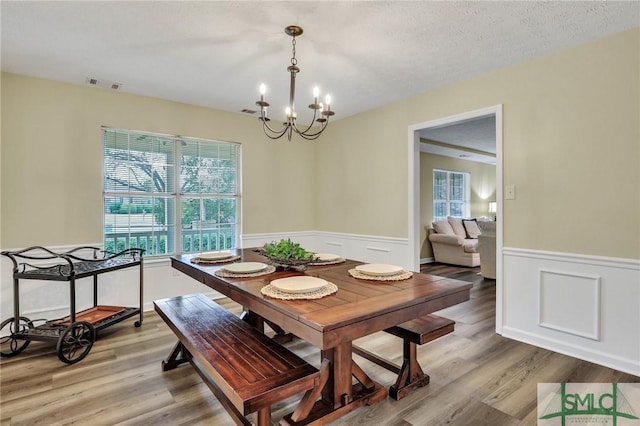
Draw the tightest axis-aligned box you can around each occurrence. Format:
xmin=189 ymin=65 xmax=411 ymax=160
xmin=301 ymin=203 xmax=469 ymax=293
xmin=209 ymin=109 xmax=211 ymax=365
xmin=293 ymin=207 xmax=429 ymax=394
xmin=85 ymin=77 xmax=121 ymax=90
xmin=241 ymin=109 xmax=257 ymax=114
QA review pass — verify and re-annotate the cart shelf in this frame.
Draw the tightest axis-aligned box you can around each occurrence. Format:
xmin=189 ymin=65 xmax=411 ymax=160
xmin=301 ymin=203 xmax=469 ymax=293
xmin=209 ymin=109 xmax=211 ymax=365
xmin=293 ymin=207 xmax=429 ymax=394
xmin=1 ymin=246 xmax=144 ymax=364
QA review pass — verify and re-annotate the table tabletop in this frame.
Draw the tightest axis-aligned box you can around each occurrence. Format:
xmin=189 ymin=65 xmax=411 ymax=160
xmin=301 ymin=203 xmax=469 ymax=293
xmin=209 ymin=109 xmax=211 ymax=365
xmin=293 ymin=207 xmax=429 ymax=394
xmin=171 ymin=249 xmax=472 ymax=351
xmin=171 ymin=248 xmax=472 ymax=424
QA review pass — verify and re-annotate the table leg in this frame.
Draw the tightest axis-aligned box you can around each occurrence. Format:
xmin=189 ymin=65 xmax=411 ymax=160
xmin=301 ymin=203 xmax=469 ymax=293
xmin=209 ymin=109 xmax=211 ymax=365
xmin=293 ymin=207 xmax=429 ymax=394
xmin=322 ymin=342 xmax=354 ymax=408
xmin=239 ymin=309 xmax=264 ymax=332
xmin=241 ymin=309 xmax=294 ymax=343
xmin=282 ymin=341 xmax=387 ymax=425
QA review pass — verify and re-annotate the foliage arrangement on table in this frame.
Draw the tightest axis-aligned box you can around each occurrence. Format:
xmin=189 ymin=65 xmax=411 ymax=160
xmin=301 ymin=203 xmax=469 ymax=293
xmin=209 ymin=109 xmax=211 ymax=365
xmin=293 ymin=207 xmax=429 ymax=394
xmin=260 ymin=239 xmax=318 ymax=270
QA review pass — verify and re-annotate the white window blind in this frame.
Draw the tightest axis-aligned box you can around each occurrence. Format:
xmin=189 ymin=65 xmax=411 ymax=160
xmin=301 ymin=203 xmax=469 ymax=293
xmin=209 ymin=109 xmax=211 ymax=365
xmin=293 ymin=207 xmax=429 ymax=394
xmin=103 ymin=128 xmax=240 ymax=256
xmin=433 ymin=169 xmax=470 ymax=221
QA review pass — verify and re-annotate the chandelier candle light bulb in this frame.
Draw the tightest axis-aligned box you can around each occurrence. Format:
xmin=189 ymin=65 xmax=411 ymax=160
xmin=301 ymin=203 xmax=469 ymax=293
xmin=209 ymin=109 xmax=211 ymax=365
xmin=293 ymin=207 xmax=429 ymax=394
xmin=255 ymin=25 xmax=335 ymax=141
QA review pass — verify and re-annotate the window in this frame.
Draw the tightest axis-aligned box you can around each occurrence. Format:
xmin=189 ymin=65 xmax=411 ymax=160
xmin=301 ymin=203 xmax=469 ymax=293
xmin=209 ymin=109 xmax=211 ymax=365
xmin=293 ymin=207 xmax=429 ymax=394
xmin=433 ymin=169 xmax=470 ymax=221
xmin=103 ymin=128 xmax=240 ymax=256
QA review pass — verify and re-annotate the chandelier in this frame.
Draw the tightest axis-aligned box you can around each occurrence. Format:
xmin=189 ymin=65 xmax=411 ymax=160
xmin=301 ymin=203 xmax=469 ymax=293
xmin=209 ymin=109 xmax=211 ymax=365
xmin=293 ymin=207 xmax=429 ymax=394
xmin=255 ymin=25 xmax=335 ymax=141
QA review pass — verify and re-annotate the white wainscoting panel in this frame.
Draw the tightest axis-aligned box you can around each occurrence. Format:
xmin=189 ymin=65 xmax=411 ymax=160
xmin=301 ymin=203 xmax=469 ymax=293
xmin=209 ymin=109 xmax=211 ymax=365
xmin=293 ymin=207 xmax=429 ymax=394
xmin=1 ymin=233 xmax=410 ymax=331
xmin=0 ymin=244 xmax=223 ymax=330
xmin=313 ymin=231 xmax=411 ymax=268
xmin=502 ymin=248 xmax=640 ymax=376
xmin=538 ymin=269 xmax=601 ymax=341
xmin=242 ymin=231 xmax=411 ymax=270
xmin=240 ymin=231 xmax=317 ymax=253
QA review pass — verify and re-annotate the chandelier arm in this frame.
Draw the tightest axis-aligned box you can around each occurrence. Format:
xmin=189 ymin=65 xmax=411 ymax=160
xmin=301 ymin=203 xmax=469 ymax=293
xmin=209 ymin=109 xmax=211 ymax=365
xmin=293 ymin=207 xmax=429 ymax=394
xmin=291 ymin=124 xmax=323 ymax=139
xmin=259 ymin=109 xmax=285 ymax=133
xmin=290 ymin=108 xmax=318 ymax=136
xmin=262 ymin=121 xmax=291 ymax=140
xmin=294 ymin=127 xmax=325 ymax=141
xmin=260 ymin=112 xmax=291 ymax=140
xmin=295 ymin=117 xmax=330 ymax=139
xmin=291 ymin=121 xmax=328 ymax=140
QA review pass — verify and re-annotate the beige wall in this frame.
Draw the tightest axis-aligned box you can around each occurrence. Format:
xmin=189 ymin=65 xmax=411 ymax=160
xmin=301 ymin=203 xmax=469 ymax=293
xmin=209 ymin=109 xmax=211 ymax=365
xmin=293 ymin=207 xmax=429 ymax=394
xmin=0 ymin=73 xmax=316 ymax=248
xmin=419 ymin=153 xmax=496 ymax=259
xmin=316 ymin=28 xmax=639 ymax=260
xmin=2 ymin=28 xmax=638 ymax=260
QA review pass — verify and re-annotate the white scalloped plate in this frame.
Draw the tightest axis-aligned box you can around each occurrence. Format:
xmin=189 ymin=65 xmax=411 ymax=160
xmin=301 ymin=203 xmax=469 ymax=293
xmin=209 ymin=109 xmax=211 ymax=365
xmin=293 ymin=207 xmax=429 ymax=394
xmin=313 ymin=253 xmax=341 ymax=262
xmin=199 ymin=251 xmax=234 ymax=260
xmin=222 ymin=262 xmax=268 ymax=274
xmin=270 ymin=276 xmax=328 ymax=294
xmin=355 ymin=263 xmax=404 ymax=277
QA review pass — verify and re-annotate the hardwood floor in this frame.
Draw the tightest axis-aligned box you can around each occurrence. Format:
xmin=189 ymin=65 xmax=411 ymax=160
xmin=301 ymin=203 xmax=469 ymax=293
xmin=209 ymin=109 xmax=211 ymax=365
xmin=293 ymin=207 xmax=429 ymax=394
xmin=1 ymin=263 xmax=638 ymax=425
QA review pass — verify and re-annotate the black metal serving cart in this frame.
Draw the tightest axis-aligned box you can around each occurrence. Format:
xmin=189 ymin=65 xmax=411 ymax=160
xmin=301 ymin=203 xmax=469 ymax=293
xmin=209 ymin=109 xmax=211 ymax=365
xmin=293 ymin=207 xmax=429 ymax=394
xmin=1 ymin=246 xmax=144 ymax=364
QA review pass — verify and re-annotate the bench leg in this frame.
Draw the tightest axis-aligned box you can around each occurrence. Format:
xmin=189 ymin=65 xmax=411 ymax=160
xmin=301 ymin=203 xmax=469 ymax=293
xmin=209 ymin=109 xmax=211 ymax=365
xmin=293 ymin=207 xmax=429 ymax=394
xmin=388 ymin=340 xmax=430 ymax=401
xmin=161 ymin=341 xmax=190 ymax=371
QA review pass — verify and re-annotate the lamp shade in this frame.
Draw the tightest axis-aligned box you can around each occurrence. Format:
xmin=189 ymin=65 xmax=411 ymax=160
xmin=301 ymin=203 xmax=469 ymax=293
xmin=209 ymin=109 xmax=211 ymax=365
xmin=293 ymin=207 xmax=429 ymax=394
xmin=488 ymin=202 xmax=497 ymax=213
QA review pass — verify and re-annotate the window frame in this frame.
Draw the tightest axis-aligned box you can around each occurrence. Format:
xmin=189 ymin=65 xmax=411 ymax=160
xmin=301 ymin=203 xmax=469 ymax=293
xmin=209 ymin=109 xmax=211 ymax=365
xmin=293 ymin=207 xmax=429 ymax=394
xmin=433 ymin=169 xmax=471 ymax=221
xmin=102 ymin=127 xmax=241 ymax=257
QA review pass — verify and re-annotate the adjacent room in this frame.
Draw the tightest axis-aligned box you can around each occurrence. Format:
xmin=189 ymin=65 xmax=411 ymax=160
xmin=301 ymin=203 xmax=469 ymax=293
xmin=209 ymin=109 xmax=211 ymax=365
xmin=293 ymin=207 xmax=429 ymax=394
xmin=1 ymin=2 xmax=639 ymax=425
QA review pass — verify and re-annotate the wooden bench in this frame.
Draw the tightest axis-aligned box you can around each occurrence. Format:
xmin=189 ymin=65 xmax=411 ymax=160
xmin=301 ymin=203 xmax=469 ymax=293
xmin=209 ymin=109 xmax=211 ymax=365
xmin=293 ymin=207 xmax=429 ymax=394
xmin=352 ymin=314 xmax=455 ymax=400
xmin=154 ymin=293 xmax=327 ymax=425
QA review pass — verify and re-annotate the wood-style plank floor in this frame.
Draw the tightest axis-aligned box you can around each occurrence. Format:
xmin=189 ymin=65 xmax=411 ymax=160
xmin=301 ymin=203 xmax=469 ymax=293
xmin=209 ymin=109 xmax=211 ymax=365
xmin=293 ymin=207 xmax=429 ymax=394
xmin=1 ymin=263 xmax=638 ymax=425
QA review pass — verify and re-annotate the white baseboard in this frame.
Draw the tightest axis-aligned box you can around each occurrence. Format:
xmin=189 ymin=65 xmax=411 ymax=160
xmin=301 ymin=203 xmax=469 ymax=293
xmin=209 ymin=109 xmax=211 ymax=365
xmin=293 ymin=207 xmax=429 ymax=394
xmin=502 ymin=326 xmax=640 ymax=377
xmin=502 ymin=247 xmax=640 ymax=377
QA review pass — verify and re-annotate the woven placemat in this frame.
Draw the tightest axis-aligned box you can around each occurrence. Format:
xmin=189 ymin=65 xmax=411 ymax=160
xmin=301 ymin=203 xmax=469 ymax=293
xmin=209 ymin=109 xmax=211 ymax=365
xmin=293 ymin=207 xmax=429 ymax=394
xmin=261 ymin=282 xmax=338 ymax=300
xmin=309 ymin=257 xmax=346 ymax=266
xmin=214 ymin=265 xmax=276 ymax=278
xmin=190 ymin=255 xmax=241 ymax=265
xmin=348 ymin=269 xmax=413 ymax=281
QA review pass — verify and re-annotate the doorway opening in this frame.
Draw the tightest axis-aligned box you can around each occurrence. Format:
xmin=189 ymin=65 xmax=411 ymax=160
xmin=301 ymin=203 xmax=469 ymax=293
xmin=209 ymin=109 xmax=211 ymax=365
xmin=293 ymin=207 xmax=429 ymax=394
xmin=407 ymin=105 xmax=503 ymax=334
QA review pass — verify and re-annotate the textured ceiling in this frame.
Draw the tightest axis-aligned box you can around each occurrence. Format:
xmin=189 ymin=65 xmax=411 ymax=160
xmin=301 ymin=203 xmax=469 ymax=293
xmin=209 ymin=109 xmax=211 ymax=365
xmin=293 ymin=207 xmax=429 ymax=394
xmin=2 ymin=1 xmax=638 ymax=126
xmin=420 ymin=116 xmax=497 ymax=165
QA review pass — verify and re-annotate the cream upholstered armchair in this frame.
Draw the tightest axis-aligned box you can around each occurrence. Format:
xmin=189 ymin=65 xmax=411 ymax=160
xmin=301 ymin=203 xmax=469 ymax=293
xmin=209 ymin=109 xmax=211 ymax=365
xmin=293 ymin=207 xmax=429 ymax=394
xmin=477 ymin=221 xmax=496 ymax=279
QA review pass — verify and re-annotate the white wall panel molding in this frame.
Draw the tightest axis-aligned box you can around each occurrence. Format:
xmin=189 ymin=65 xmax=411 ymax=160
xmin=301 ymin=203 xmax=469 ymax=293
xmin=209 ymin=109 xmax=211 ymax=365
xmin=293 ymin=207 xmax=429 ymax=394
xmin=502 ymin=247 xmax=640 ymax=376
xmin=538 ymin=269 xmax=601 ymax=341
xmin=240 ymin=231 xmax=316 ymax=251
xmin=243 ymin=230 xmax=411 ymax=269
xmin=313 ymin=231 xmax=410 ymax=268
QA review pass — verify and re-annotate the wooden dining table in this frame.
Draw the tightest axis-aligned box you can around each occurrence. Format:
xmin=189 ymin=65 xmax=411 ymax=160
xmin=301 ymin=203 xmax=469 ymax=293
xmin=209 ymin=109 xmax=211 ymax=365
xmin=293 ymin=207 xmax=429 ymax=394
xmin=171 ymin=249 xmax=472 ymax=425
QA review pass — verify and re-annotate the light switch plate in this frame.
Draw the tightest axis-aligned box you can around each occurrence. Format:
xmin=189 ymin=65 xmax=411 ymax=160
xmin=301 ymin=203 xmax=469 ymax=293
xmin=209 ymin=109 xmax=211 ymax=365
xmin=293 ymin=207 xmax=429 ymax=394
xmin=505 ymin=184 xmax=516 ymax=200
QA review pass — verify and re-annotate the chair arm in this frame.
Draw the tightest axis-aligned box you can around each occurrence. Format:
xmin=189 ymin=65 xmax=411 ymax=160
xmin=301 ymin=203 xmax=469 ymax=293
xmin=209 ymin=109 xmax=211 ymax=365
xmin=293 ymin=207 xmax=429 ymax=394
xmin=428 ymin=233 xmax=464 ymax=246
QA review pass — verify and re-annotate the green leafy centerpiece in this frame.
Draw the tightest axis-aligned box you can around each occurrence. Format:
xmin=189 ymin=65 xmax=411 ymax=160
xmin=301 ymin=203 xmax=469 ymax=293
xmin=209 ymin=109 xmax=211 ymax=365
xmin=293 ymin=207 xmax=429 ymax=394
xmin=260 ymin=239 xmax=317 ymax=271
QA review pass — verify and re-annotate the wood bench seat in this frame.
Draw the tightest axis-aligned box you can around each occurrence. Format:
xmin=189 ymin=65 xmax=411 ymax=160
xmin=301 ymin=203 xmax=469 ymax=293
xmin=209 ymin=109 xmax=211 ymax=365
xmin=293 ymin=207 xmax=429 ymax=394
xmin=352 ymin=314 xmax=455 ymax=400
xmin=154 ymin=293 xmax=326 ymax=425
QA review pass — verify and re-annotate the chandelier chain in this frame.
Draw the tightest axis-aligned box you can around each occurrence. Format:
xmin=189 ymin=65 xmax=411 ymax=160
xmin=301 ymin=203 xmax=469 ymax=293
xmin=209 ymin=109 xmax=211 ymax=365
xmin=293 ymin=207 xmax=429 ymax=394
xmin=291 ymin=36 xmax=297 ymax=66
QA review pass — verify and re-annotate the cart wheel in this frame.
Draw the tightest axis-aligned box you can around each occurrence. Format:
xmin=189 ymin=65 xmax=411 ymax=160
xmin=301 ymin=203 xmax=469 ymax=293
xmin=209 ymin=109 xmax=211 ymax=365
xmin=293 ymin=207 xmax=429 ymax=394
xmin=0 ymin=316 xmax=34 ymax=357
xmin=134 ymin=320 xmax=141 ymax=327
xmin=56 ymin=321 xmax=95 ymax=364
